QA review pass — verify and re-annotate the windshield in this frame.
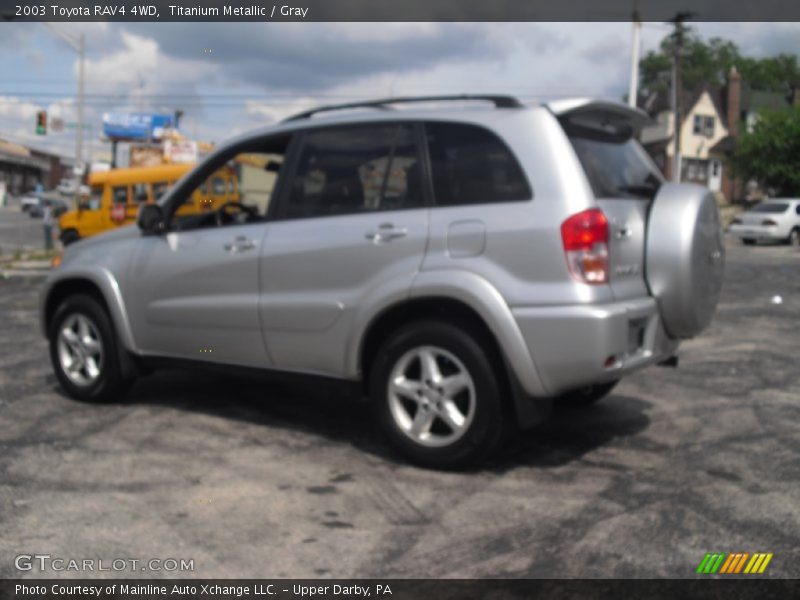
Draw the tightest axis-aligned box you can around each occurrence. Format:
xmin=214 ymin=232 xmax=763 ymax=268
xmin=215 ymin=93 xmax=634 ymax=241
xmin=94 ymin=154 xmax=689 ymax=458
xmin=751 ymin=203 xmax=788 ymax=214
xmin=567 ymin=130 xmax=663 ymax=199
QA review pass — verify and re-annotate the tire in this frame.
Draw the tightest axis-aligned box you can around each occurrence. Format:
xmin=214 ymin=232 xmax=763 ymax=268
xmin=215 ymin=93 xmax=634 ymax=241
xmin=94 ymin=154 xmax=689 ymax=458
xmin=48 ymin=294 xmax=133 ymax=402
xmin=788 ymin=228 xmax=800 ymax=247
xmin=742 ymin=239 xmax=756 ymax=246
xmin=60 ymin=229 xmax=80 ymax=246
xmin=556 ymin=380 xmax=619 ymax=408
xmin=369 ymin=320 xmax=508 ymax=470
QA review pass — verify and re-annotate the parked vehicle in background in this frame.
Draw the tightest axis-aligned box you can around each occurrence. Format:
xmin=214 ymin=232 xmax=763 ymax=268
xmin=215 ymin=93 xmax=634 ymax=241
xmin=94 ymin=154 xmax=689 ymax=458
xmin=729 ymin=200 xmax=800 ymax=245
xmin=57 ymin=163 xmax=240 ymax=245
xmin=40 ymin=95 xmax=725 ymax=469
xmin=19 ymin=192 xmax=42 ymax=213
xmin=27 ymin=196 xmax=69 ymax=219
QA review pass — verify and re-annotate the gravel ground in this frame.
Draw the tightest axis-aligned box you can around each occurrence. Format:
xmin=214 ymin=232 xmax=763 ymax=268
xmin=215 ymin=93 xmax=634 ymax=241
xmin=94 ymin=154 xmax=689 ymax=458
xmin=0 ymin=239 xmax=798 ymax=579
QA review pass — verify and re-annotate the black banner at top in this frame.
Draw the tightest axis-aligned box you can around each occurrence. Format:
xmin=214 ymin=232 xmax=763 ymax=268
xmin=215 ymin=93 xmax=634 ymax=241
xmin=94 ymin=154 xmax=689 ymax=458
xmin=1 ymin=0 xmax=800 ymax=22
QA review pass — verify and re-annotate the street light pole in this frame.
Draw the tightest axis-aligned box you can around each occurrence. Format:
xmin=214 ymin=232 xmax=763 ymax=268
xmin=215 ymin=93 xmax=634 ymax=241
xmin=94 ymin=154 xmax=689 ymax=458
xmin=76 ymin=33 xmax=85 ymax=170
xmin=627 ymin=0 xmax=641 ymax=108
xmin=42 ymin=25 xmax=86 ymax=170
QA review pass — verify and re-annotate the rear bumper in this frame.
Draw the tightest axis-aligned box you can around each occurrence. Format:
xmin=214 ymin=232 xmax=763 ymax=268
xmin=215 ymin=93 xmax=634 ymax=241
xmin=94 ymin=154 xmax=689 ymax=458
xmin=511 ymin=297 xmax=679 ymax=396
xmin=729 ymin=224 xmax=786 ymax=241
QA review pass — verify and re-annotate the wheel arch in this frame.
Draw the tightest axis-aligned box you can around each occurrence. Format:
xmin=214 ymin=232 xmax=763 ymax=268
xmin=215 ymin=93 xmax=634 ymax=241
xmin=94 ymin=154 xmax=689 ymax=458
xmin=42 ymin=272 xmax=139 ymax=378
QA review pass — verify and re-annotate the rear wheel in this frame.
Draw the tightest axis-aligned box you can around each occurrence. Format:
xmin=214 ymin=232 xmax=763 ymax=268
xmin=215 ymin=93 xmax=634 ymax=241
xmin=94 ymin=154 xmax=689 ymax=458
xmin=369 ymin=320 xmax=507 ymax=469
xmin=556 ymin=380 xmax=619 ymax=408
xmin=742 ymin=238 xmax=756 ymax=246
xmin=48 ymin=294 xmax=133 ymax=402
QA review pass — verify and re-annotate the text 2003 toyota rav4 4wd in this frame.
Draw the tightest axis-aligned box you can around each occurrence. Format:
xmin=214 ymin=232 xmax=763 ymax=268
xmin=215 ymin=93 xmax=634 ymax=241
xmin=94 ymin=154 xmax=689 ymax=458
xmin=41 ymin=96 xmax=725 ymax=469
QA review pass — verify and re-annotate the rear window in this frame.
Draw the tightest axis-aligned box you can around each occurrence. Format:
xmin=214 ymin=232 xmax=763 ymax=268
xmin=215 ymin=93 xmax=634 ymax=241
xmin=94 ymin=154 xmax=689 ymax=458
xmin=752 ymin=203 xmax=789 ymax=214
xmin=425 ymin=122 xmax=531 ymax=206
xmin=566 ymin=126 xmax=663 ymax=199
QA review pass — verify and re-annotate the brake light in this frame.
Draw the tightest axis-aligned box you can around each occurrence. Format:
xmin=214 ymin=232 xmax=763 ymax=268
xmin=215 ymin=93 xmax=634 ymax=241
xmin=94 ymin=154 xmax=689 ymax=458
xmin=561 ymin=208 xmax=609 ymax=284
xmin=762 ymin=219 xmax=777 ymax=226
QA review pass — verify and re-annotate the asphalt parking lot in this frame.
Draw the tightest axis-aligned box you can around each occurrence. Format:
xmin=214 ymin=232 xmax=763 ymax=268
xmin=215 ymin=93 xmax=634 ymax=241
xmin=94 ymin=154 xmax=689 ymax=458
xmin=0 ymin=239 xmax=798 ymax=579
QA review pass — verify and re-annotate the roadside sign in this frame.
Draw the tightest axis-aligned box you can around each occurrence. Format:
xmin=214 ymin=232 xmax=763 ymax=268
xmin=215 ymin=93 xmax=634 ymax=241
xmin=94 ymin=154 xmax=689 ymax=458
xmin=110 ymin=203 xmax=126 ymax=223
xmin=165 ymin=140 xmax=198 ymax=164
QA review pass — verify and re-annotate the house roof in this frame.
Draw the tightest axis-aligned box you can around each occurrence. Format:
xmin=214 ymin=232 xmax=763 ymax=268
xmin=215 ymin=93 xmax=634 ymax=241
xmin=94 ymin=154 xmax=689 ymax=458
xmin=710 ymin=135 xmax=738 ymax=155
xmin=638 ymin=84 xmax=729 ymax=128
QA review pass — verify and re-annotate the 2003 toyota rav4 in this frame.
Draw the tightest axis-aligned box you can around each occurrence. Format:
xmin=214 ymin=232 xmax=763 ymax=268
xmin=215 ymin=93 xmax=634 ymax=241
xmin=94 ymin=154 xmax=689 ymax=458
xmin=40 ymin=96 xmax=725 ymax=468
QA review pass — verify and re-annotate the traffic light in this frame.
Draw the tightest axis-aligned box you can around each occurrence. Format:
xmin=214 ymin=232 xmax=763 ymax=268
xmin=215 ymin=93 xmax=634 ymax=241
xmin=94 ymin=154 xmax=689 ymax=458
xmin=36 ymin=111 xmax=47 ymax=135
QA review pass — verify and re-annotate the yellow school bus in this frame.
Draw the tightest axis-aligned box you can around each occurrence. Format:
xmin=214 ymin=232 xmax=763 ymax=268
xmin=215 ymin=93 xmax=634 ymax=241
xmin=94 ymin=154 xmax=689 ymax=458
xmin=57 ymin=163 xmax=239 ymax=245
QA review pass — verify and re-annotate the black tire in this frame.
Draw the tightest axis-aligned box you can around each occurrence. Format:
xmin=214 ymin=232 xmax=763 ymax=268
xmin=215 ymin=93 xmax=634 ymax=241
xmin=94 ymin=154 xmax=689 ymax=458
xmin=788 ymin=228 xmax=800 ymax=247
xmin=556 ymin=380 xmax=619 ymax=408
xmin=369 ymin=320 xmax=508 ymax=470
xmin=742 ymin=238 xmax=756 ymax=246
xmin=60 ymin=229 xmax=80 ymax=246
xmin=48 ymin=294 xmax=133 ymax=402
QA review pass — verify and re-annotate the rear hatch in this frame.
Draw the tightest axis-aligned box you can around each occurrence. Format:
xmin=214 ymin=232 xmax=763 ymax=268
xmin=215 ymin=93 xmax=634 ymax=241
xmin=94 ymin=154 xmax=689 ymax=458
xmin=549 ymin=100 xmax=662 ymax=301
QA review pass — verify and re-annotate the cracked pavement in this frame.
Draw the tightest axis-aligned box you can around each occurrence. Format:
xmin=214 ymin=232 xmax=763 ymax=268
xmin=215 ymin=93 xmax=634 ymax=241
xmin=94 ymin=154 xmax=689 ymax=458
xmin=0 ymin=240 xmax=798 ymax=578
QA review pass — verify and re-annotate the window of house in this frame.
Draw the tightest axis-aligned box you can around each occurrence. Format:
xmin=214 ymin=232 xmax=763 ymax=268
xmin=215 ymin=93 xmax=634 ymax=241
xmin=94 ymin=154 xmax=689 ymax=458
xmin=425 ymin=122 xmax=530 ymax=206
xmin=112 ymin=186 xmax=129 ymax=204
xmin=282 ymin=123 xmax=423 ymax=219
xmin=693 ymin=115 xmax=715 ymax=137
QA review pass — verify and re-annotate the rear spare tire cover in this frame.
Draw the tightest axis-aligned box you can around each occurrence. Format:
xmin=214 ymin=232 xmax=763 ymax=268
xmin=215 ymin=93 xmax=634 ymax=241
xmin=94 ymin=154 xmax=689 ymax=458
xmin=646 ymin=183 xmax=725 ymax=339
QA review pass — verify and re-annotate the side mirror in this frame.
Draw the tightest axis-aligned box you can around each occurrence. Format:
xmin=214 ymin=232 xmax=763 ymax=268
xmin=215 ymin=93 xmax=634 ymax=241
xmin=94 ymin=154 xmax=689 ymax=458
xmin=137 ymin=203 xmax=166 ymax=235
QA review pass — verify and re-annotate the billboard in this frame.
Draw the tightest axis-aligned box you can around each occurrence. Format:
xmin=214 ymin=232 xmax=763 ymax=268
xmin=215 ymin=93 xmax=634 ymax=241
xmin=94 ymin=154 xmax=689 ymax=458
xmin=102 ymin=112 xmax=173 ymax=141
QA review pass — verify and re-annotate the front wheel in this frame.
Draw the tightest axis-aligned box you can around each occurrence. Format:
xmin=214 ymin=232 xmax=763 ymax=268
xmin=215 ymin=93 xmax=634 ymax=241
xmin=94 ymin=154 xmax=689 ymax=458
xmin=48 ymin=294 xmax=133 ymax=402
xmin=742 ymin=238 xmax=756 ymax=246
xmin=369 ymin=321 xmax=507 ymax=470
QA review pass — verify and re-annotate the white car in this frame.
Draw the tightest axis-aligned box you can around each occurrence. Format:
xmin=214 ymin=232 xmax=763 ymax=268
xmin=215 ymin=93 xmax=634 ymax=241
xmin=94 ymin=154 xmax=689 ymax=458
xmin=19 ymin=193 xmax=41 ymax=213
xmin=729 ymin=199 xmax=800 ymax=246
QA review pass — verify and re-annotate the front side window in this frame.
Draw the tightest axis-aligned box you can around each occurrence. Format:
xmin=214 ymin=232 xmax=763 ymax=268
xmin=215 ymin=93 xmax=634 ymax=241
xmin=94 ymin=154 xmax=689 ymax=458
xmin=169 ymin=134 xmax=292 ymax=231
xmin=84 ymin=185 xmax=103 ymax=210
xmin=112 ymin=186 xmax=129 ymax=204
xmin=152 ymin=182 xmax=169 ymax=201
xmin=282 ymin=123 xmax=423 ymax=219
xmin=425 ymin=122 xmax=530 ymax=206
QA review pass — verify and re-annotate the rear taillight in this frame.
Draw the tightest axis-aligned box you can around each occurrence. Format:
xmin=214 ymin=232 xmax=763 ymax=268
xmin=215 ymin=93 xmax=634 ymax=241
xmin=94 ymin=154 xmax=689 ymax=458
xmin=762 ymin=219 xmax=778 ymax=226
xmin=561 ymin=208 xmax=609 ymax=284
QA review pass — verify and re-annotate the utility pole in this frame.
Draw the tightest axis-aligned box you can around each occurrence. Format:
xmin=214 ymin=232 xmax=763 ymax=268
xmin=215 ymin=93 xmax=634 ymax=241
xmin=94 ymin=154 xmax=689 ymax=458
xmin=669 ymin=12 xmax=692 ymax=183
xmin=627 ymin=0 xmax=641 ymax=108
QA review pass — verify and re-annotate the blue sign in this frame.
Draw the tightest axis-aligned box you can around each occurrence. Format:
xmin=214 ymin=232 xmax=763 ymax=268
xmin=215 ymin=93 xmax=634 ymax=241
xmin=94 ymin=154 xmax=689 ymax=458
xmin=102 ymin=112 xmax=173 ymax=141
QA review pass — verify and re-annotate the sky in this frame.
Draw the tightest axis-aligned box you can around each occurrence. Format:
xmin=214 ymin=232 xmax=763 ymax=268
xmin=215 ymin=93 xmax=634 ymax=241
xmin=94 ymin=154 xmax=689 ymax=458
xmin=1 ymin=21 xmax=799 ymax=162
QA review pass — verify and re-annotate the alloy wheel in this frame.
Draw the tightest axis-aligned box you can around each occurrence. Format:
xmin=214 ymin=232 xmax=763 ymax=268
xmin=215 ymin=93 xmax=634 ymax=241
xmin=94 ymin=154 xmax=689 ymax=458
xmin=56 ymin=314 xmax=104 ymax=387
xmin=387 ymin=345 xmax=476 ymax=448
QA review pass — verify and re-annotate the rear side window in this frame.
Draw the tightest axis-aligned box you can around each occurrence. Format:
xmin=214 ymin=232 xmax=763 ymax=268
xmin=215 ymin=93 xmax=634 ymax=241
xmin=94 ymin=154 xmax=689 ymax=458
xmin=566 ymin=128 xmax=663 ymax=199
xmin=425 ymin=122 xmax=530 ymax=206
xmin=752 ymin=203 xmax=788 ymax=214
xmin=282 ymin=123 xmax=423 ymax=219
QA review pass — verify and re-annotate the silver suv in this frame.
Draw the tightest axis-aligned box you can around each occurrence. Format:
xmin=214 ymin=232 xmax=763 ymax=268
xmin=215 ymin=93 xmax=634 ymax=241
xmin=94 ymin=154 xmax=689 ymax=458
xmin=40 ymin=96 xmax=725 ymax=468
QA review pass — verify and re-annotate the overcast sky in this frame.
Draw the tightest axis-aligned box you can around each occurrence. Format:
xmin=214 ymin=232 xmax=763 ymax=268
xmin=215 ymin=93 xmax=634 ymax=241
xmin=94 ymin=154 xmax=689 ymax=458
xmin=1 ymin=22 xmax=799 ymax=161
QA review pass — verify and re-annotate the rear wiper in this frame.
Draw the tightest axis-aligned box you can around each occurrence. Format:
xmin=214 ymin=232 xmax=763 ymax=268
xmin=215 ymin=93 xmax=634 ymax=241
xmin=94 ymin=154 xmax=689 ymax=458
xmin=617 ymin=184 xmax=660 ymax=199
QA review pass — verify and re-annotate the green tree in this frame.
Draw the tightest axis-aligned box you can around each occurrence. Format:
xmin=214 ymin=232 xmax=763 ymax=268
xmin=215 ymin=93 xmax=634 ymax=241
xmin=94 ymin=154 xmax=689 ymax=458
xmin=733 ymin=107 xmax=800 ymax=195
xmin=639 ymin=28 xmax=798 ymax=95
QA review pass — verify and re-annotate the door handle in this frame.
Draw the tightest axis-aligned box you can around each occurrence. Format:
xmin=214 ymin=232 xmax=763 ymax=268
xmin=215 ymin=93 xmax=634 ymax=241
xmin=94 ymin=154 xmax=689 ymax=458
xmin=224 ymin=236 xmax=256 ymax=253
xmin=365 ymin=223 xmax=408 ymax=244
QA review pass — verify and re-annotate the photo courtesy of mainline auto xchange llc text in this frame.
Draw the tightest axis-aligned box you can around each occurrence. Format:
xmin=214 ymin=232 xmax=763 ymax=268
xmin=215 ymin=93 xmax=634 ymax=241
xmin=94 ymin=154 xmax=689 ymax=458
xmin=0 ymin=0 xmax=799 ymax=598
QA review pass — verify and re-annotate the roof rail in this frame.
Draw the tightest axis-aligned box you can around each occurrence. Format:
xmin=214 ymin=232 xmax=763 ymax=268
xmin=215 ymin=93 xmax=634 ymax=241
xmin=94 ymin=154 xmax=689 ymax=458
xmin=283 ymin=95 xmax=524 ymax=122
